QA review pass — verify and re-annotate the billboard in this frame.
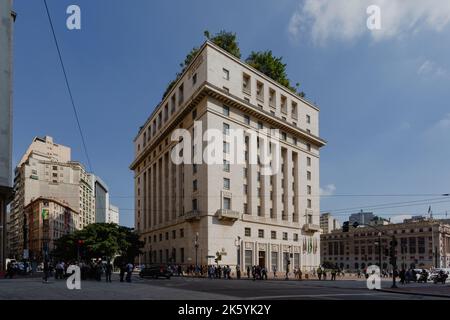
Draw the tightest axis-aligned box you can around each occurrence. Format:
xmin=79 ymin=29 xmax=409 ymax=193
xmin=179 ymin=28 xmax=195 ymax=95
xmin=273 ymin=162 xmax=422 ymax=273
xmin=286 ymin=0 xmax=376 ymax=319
xmin=0 ymin=0 xmax=13 ymax=189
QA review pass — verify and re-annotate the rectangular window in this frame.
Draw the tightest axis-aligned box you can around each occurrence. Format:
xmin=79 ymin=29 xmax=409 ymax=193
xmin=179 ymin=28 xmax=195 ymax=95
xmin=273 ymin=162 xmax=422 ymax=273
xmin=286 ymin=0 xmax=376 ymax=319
xmin=223 ymin=178 xmax=230 ymax=190
xmin=307 ymin=171 xmax=311 ymax=181
xmin=193 ymin=180 xmax=198 ymax=192
xmin=307 ymin=143 xmax=311 ymax=152
xmin=244 ymin=203 xmax=248 ymax=214
xmin=282 ymin=132 xmax=287 ymax=141
xmin=223 ymin=197 xmax=231 ymax=210
xmin=245 ymin=228 xmax=251 ymax=237
xmin=180 ymin=229 xmax=184 ymax=238
xmin=283 ymin=232 xmax=288 ymax=241
xmin=256 ymin=81 xmax=264 ymax=101
xmin=223 ymin=142 xmax=230 ymax=154
xmin=307 ymin=185 xmax=312 ymax=195
xmin=258 ymin=229 xmax=264 ymax=238
xmin=269 ymin=88 xmax=276 ymax=107
xmin=178 ymin=84 xmax=184 ymax=105
xmin=171 ymin=95 xmax=176 ymax=114
xmin=172 ymin=230 xmax=176 ymax=239
xmin=271 ymin=231 xmax=277 ymax=239
xmin=244 ymin=115 xmax=250 ymax=125
xmin=242 ymin=73 xmax=251 ymax=94
xmin=223 ymin=160 xmax=230 ymax=172
xmin=245 ymin=250 xmax=253 ymax=268
xmin=192 ymin=73 xmax=197 ymax=85
xmin=180 ymin=248 xmax=185 ymax=263
xmin=258 ymin=121 xmax=263 ymax=130
xmin=257 ymin=206 xmax=261 ymax=216
xmin=292 ymin=102 xmax=298 ymax=119
xmin=281 ymin=95 xmax=287 ymax=114
xmin=243 ymin=184 xmax=248 ymax=194
xmin=271 ymin=252 xmax=278 ymax=271
xmin=223 ymin=105 xmax=230 ymax=116
xmin=192 ymin=199 xmax=198 ymax=211
xmin=306 ymin=115 xmax=311 ymax=124
xmin=307 ymin=157 xmax=311 ymax=166
xmin=294 ymin=233 xmax=299 ymax=242
xmin=223 ymin=68 xmax=230 ymax=80
xmin=223 ymin=123 xmax=230 ymax=135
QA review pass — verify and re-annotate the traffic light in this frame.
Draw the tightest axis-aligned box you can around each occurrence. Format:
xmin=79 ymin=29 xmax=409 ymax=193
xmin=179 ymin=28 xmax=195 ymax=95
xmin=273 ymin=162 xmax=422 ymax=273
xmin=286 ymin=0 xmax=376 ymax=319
xmin=342 ymin=221 xmax=349 ymax=232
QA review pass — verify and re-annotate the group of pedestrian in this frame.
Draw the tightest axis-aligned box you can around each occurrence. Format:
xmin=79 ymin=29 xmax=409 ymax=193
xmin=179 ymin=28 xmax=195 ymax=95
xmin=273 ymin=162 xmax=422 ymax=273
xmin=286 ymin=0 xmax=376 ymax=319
xmin=119 ymin=262 xmax=134 ymax=282
xmin=399 ymin=268 xmax=427 ymax=284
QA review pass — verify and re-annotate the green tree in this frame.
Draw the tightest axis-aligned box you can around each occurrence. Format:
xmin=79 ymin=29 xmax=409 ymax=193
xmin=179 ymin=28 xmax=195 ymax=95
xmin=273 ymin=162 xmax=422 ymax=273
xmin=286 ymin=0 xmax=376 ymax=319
xmin=51 ymin=223 xmax=144 ymax=262
xmin=205 ymin=30 xmax=241 ymax=59
xmin=246 ymin=51 xmax=305 ymax=97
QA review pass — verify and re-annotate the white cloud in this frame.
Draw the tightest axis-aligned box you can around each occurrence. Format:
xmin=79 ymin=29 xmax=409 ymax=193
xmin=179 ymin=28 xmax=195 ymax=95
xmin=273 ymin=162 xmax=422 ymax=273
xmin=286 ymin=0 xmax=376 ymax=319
xmin=417 ymin=60 xmax=448 ymax=78
xmin=288 ymin=0 xmax=450 ymax=45
xmin=320 ymin=184 xmax=336 ymax=196
xmin=434 ymin=113 xmax=450 ymax=130
xmin=390 ymin=214 xmax=411 ymax=223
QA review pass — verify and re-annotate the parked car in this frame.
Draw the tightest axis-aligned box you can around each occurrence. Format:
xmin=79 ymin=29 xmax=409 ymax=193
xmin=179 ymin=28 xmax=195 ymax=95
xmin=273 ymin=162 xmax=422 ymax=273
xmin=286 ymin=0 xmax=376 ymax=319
xmin=139 ymin=264 xmax=172 ymax=279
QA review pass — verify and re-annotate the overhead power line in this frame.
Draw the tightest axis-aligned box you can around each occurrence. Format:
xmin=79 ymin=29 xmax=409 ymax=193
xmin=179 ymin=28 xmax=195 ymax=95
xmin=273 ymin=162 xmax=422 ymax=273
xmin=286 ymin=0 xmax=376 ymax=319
xmin=43 ymin=0 xmax=93 ymax=172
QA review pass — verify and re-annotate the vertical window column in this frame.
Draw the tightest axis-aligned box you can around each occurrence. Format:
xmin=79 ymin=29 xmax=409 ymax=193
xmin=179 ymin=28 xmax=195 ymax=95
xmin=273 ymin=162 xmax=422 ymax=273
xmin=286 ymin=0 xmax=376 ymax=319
xmin=285 ymin=149 xmax=294 ymax=222
xmin=292 ymin=152 xmax=300 ymax=223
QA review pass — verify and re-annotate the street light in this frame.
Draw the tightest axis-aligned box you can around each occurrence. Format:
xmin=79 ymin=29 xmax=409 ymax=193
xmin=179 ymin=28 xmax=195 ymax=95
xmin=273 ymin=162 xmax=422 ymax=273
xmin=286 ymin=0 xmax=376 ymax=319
xmin=194 ymin=232 xmax=199 ymax=269
xmin=234 ymin=236 xmax=241 ymax=267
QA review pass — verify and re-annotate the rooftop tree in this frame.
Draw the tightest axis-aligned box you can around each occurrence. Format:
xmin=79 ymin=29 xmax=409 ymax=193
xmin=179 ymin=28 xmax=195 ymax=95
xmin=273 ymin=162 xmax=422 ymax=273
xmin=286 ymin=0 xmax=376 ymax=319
xmin=246 ymin=50 xmax=305 ymax=98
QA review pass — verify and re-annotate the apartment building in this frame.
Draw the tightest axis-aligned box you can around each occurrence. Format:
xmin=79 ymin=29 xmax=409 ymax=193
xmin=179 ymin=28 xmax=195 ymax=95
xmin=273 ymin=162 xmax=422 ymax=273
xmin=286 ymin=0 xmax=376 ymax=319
xmin=320 ymin=212 xmax=341 ymax=234
xmin=8 ymin=136 xmax=95 ymax=259
xmin=131 ymin=41 xmax=326 ymax=272
xmin=0 ymin=0 xmax=16 ymax=272
xmin=321 ymin=218 xmax=450 ymax=271
xmin=25 ymin=197 xmax=79 ymax=260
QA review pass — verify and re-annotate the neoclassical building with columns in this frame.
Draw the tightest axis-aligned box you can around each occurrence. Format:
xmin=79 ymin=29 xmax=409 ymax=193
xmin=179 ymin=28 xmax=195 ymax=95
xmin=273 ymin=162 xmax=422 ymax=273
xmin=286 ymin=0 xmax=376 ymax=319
xmin=131 ymin=40 xmax=326 ymax=272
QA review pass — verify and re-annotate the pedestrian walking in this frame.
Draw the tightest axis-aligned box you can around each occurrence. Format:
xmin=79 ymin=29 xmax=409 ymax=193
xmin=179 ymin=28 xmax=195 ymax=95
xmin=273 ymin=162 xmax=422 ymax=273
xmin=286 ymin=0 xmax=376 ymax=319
xmin=317 ymin=267 xmax=322 ymax=280
xmin=43 ymin=260 xmax=50 ymax=283
xmin=125 ymin=262 xmax=133 ymax=282
xmin=120 ymin=263 xmax=126 ymax=282
xmin=105 ymin=260 xmax=112 ymax=283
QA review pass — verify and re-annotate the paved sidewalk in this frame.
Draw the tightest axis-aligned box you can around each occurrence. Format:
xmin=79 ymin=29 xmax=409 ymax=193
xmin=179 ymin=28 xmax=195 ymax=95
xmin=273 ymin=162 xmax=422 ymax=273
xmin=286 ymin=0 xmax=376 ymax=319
xmin=379 ymin=283 xmax=450 ymax=298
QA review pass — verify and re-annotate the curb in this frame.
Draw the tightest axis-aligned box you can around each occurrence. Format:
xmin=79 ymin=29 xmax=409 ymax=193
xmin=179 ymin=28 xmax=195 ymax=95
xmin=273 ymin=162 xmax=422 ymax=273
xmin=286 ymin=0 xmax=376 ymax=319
xmin=377 ymin=288 xmax=450 ymax=299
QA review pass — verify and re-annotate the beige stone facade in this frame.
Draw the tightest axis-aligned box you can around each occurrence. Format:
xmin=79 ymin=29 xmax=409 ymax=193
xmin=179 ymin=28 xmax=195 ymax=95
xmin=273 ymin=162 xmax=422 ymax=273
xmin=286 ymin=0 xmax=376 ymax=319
xmin=131 ymin=41 xmax=326 ymax=272
xmin=320 ymin=219 xmax=450 ymax=271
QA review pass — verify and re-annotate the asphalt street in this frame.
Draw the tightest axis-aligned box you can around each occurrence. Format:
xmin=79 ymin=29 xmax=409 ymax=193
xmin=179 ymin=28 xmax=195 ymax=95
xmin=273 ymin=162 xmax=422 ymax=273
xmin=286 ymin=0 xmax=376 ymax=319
xmin=1 ymin=275 xmax=449 ymax=300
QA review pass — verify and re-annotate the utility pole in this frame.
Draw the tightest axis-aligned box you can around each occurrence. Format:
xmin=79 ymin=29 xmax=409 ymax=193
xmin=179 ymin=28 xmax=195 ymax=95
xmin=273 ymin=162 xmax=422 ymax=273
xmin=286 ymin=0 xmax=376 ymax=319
xmin=0 ymin=1 xmax=16 ymax=273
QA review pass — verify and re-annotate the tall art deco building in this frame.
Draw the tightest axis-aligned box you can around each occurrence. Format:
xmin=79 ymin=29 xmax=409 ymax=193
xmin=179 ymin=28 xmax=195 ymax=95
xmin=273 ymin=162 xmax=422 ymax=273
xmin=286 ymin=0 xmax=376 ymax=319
xmin=131 ymin=41 xmax=326 ymax=272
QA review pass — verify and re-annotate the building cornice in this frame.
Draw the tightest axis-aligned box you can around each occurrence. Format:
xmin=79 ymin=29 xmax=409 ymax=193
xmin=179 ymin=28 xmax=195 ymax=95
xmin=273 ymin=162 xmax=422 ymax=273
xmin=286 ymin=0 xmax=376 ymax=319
xmin=130 ymin=82 xmax=326 ymax=170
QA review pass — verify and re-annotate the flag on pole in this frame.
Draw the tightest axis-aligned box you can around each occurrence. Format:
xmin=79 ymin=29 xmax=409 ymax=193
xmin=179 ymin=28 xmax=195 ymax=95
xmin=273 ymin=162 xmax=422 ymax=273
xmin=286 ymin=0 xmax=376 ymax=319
xmin=42 ymin=208 xmax=49 ymax=220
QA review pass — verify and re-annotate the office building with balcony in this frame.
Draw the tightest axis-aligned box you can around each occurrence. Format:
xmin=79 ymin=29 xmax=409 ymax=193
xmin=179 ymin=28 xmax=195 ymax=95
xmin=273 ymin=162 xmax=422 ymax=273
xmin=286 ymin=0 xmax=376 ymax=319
xmin=131 ymin=41 xmax=326 ymax=272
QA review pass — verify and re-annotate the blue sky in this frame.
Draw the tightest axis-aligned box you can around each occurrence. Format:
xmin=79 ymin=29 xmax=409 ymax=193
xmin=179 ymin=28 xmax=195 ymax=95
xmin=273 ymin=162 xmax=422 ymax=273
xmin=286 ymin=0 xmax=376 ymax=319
xmin=12 ymin=0 xmax=450 ymax=227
